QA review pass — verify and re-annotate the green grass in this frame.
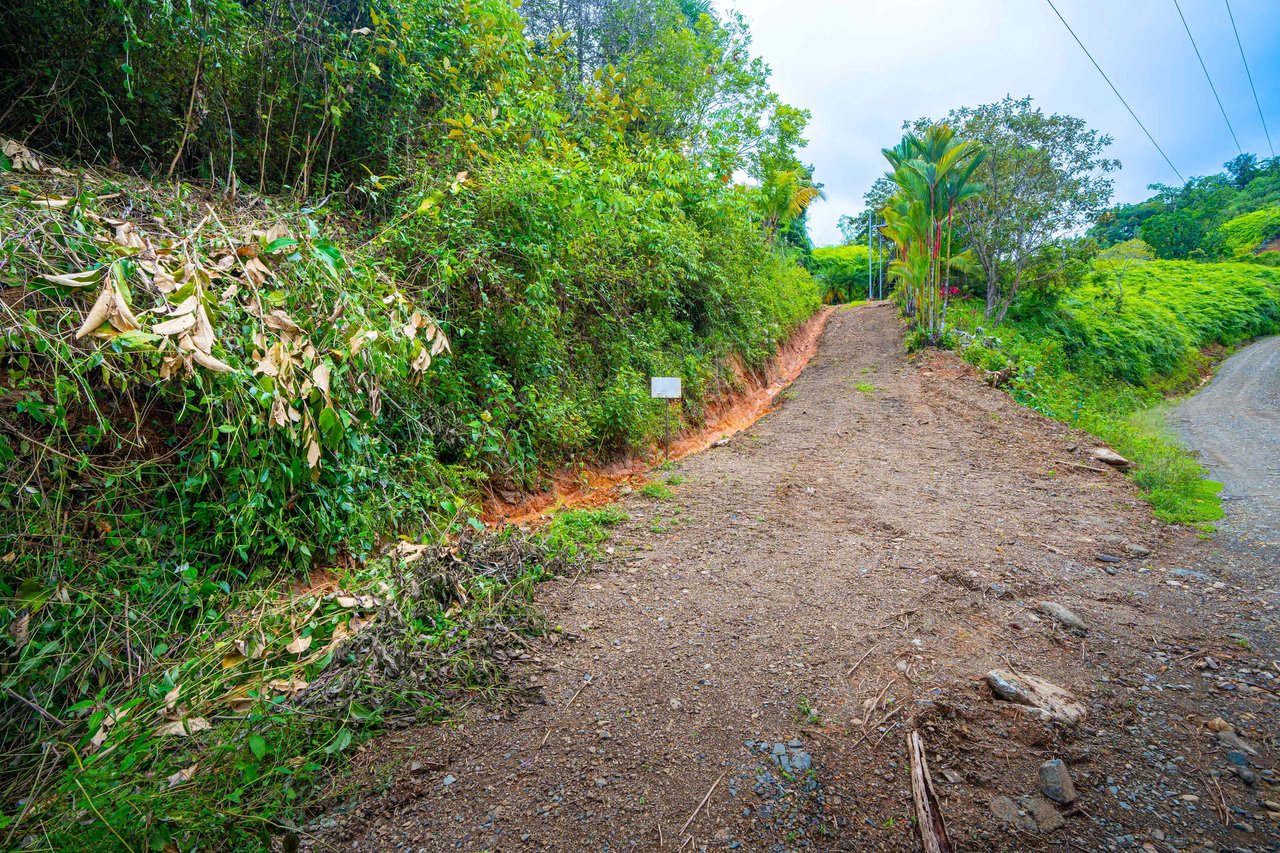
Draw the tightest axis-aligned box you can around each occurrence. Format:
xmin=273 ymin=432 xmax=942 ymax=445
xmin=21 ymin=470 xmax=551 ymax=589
xmin=854 ymin=382 xmax=877 ymax=394
xmin=639 ymin=482 xmax=675 ymax=500
xmin=949 ymin=259 xmax=1280 ymax=524
xmin=542 ymin=507 xmax=628 ymax=560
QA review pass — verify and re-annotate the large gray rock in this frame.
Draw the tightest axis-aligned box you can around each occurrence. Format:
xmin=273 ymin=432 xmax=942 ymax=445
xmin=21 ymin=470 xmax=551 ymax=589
xmin=1090 ymin=447 xmax=1132 ymax=470
xmin=986 ymin=670 xmax=1087 ymax=725
xmin=1019 ymin=796 xmax=1065 ymax=832
xmin=990 ymin=795 xmax=1037 ymax=833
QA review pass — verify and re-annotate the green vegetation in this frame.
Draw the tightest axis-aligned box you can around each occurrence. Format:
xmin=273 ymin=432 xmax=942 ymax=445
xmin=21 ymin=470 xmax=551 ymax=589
xmin=881 ymin=124 xmax=986 ymax=342
xmin=1219 ymin=207 xmax=1280 ymax=258
xmin=854 ymin=382 xmax=877 ymax=394
xmin=1092 ymin=153 xmax=1280 ymax=262
xmin=0 ymin=0 xmax=819 ymax=847
xmin=949 ymin=260 xmax=1280 ymax=522
xmin=639 ymin=481 xmax=675 ymax=500
xmin=542 ymin=506 xmax=628 ymax=561
xmin=811 ymin=244 xmax=885 ymax=303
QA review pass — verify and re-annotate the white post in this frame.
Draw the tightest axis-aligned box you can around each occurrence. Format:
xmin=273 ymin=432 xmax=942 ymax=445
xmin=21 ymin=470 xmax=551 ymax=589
xmin=867 ymin=209 xmax=873 ymax=301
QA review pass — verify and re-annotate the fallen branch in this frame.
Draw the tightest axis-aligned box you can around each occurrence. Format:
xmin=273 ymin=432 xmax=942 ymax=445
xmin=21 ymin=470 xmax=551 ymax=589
xmin=564 ymin=674 xmax=593 ymax=709
xmin=908 ymin=730 xmax=953 ymax=853
xmin=846 ymin=641 xmax=881 ymax=676
xmin=680 ymin=770 xmax=727 ymax=835
xmin=6 ymin=688 xmax=64 ymax=727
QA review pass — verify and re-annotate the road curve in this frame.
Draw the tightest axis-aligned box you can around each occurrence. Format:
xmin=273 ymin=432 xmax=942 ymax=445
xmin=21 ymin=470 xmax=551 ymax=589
xmin=1170 ymin=335 xmax=1280 ymax=552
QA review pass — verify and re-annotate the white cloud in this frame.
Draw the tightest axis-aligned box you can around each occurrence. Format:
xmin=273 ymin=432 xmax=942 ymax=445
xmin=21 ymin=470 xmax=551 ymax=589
xmin=723 ymin=0 xmax=1280 ymax=245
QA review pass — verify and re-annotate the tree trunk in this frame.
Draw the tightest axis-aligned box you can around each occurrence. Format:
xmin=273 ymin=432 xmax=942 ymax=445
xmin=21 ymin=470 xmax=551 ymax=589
xmin=983 ymin=266 xmax=1000 ymax=320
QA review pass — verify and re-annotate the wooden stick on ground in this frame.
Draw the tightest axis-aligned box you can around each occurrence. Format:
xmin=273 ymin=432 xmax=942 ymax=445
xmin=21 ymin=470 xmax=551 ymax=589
xmin=846 ymin=641 xmax=881 ymax=676
xmin=908 ymin=730 xmax=953 ymax=853
xmin=680 ymin=770 xmax=727 ymax=835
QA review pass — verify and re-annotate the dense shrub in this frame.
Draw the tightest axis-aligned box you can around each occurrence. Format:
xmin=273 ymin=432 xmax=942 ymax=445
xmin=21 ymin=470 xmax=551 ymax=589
xmin=811 ymin=244 xmax=881 ymax=303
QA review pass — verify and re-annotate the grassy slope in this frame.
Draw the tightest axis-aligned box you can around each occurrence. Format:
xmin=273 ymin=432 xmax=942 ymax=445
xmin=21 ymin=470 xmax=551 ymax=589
xmin=0 ymin=167 xmax=817 ymax=850
xmin=949 ymin=260 xmax=1280 ymax=524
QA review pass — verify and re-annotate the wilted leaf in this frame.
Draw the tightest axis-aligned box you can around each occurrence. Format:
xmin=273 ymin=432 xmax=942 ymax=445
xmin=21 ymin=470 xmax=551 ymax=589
xmin=2 ymin=137 xmax=70 ymax=175
xmin=41 ymin=268 xmax=104 ymax=289
xmin=262 ymin=223 xmax=290 ymax=244
xmin=75 ymin=286 xmax=115 ymax=339
xmin=221 ymin=651 xmax=247 ymax=669
xmin=312 ymin=363 xmax=331 ymax=395
xmin=113 ymin=223 xmax=145 ymax=250
xmin=155 ymin=717 xmax=211 ymax=737
xmin=306 ymin=439 xmax=321 ymax=469
xmin=8 ymin=611 xmax=29 ymax=648
xmin=392 ymin=541 xmax=430 ymax=564
xmin=410 ymin=344 xmax=432 ymax=373
xmin=164 ymin=685 xmax=181 ymax=711
xmin=152 ymin=267 xmax=179 ymax=293
xmin=28 ymin=195 xmax=73 ymax=209
xmin=152 ymin=313 xmax=197 ymax=337
xmin=285 ymin=634 xmax=312 ymax=654
xmin=166 ymin=764 xmax=199 ymax=788
xmin=264 ymin=310 xmax=302 ymax=334
xmin=266 ymin=678 xmax=309 ymax=695
xmin=243 ymin=256 xmax=272 ymax=287
xmin=348 ymin=329 xmax=377 ymax=356
xmin=191 ymin=350 xmax=234 ymax=373
xmin=191 ymin=304 xmax=215 ymax=353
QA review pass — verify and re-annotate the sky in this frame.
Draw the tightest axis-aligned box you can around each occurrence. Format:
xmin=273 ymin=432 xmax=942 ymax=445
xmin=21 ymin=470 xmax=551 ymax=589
xmin=720 ymin=0 xmax=1280 ymax=246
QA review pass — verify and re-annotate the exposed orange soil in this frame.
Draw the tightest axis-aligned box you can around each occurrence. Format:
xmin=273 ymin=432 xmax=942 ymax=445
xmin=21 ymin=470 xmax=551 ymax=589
xmin=480 ymin=305 xmax=837 ymax=527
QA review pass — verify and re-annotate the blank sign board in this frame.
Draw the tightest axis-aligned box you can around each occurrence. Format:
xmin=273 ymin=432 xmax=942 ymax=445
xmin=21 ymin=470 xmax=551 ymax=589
xmin=650 ymin=377 xmax=682 ymax=399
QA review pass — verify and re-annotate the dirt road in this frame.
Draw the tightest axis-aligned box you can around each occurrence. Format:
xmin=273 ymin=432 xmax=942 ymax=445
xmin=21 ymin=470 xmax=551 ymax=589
xmin=312 ymin=304 xmax=1279 ymax=852
xmin=1172 ymin=335 xmax=1280 ymax=561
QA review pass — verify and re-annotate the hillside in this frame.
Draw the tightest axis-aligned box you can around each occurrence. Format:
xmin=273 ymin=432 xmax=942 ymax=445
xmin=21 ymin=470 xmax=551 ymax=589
xmin=949 ymin=259 xmax=1280 ymax=522
xmin=0 ymin=0 xmax=823 ymax=847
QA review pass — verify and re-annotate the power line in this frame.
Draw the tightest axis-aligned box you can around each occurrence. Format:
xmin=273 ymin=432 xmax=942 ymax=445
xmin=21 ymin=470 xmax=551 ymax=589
xmin=1173 ymin=0 xmax=1242 ymax=155
xmin=1042 ymin=0 xmax=1185 ymax=183
xmin=1224 ymin=0 xmax=1275 ymax=158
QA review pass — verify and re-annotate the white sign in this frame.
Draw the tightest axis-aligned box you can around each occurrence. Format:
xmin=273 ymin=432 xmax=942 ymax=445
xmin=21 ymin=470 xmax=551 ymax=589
xmin=650 ymin=377 xmax=682 ymax=399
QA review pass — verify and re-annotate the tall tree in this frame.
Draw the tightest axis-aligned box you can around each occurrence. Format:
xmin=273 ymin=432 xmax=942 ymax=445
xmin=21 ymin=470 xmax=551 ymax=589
xmin=917 ymin=97 xmax=1118 ymax=323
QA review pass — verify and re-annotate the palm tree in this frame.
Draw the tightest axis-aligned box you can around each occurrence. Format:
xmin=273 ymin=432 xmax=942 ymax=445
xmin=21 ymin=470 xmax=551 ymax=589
xmin=759 ymin=167 xmax=824 ymax=243
xmin=880 ymin=125 xmax=985 ymax=342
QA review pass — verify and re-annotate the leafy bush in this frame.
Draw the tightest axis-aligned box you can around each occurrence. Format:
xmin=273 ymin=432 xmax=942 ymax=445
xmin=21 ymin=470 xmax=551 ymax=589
xmin=811 ymin=244 xmax=879 ymax=302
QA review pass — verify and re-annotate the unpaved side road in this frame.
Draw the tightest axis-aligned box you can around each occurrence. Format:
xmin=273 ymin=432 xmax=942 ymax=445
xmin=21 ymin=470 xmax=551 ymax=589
xmin=1172 ymin=335 xmax=1280 ymax=560
xmin=310 ymin=304 xmax=1280 ymax=852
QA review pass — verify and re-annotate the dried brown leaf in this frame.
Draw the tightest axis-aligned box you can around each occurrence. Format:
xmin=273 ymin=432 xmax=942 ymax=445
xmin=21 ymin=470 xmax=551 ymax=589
xmin=264 ymin=310 xmax=302 ymax=334
xmin=155 ymin=717 xmax=211 ymax=737
xmin=152 ymin=313 xmax=197 ymax=337
xmin=166 ymin=764 xmax=200 ymax=787
xmin=191 ymin=350 xmax=234 ymax=373
xmin=312 ymin=363 xmax=331 ymax=395
xmin=75 ymin=286 xmax=116 ymax=339
xmin=285 ymin=634 xmax=313 ymax=654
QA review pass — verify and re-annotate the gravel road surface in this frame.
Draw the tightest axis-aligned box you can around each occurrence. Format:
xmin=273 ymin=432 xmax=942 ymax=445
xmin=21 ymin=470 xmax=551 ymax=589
xmin=1172 ymin=335 xmax=1280 ymax=559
